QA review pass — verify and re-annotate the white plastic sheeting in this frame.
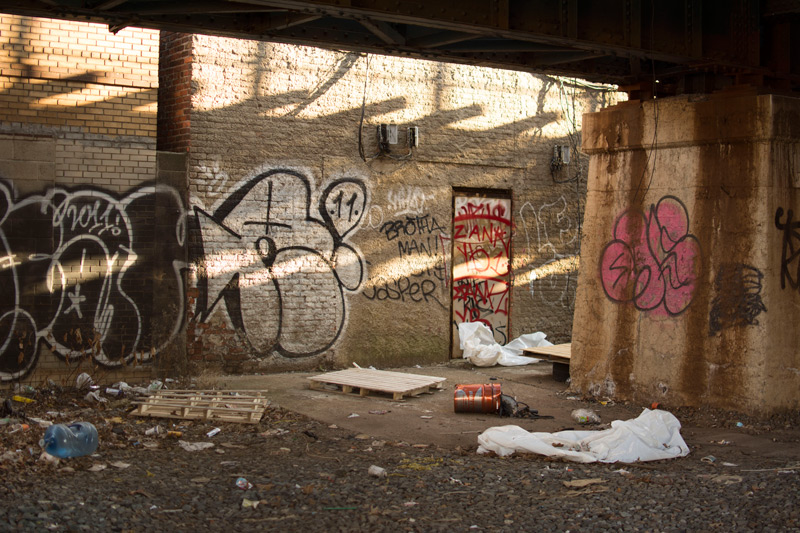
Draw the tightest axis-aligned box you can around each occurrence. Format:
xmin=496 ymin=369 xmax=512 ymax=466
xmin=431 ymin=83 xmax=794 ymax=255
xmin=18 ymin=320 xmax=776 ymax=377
xmin=477 ymin=409 xmax=690 ymax=463
xmin=457 ymin=322 xmax=553 ymax=367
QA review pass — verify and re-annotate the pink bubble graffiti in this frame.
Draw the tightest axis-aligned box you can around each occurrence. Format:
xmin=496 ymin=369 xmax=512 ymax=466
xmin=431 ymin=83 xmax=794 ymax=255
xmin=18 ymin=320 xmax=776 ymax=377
xmin=600 ymin=196 xmax=701 ymax=316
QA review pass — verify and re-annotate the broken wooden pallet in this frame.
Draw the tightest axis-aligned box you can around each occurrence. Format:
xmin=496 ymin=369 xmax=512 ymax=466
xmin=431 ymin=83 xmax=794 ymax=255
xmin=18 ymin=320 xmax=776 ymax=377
xmin=131 ymin=390 xmax=269 ymax=424
xmin=308 ymin=368 xmax=446 ymax=400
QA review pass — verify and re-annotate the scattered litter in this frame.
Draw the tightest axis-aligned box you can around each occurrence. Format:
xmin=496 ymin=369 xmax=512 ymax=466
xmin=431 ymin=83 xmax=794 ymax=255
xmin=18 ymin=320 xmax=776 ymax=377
xmin=458 ymin=321 xmax=552 ymax=367
xmin=347 ymin=413 xmax=360 ymax=419
xmin=88 ymin=463 xmax=107 ymax=472
xmin=178 ymin=441 xmax=214 ymax=452
xmin=41 ymin=422 xmax=98 ymax=458
xmin=369 ymin=410 xmax=388 ymax=415
xmin=242 ymin=498 xmax=260 ymax=509
xmin=147 ymin=380 xmax=164 ymax=392
xmin=736 ymin=422 xmax=744 ymax=428
xmin=105 ymin=388 xmax=122 ymax=397
xmin=260 ymin=428 xmax=288 ymax=437
xmin=571 ymin=409 xmax=601 ymax=425
xmin=38 ymin=451 xmax=58 ymax=465
xmin=612 ymin=468 xmax=631 ymax=475
xmin=328 ymin=424 xmax=339 ymax=429
xmin=368 ymin=465 xmax=387 ymax=478
xmin=110 ymin=461 xmax=131 ymax=469
xmin=722 ymin=462 xmax=739 ymax=467
xmin=563 ymin=478 xmax=606 ymax=488
xmin=206 ymin=428 xmax=221 ymax=438
xmin=477 ymin=408 xmax=690 ymax=463
xmin=76 ymin=373 xmax=93 ymax=390
xmin=145 ymin=426 xmax=163 ymax=436
xmin=83 ymin=391 xmax=107 ymax=403
xmin=500 ymin=394 xmax=553 ymax=420
xmin=29 ymin=417 xmax=52 ymax=428
xmin=420 ymin=415 xmax=433 ymax=419
xmin=403 ymin=501 xmax=418 ymax=507
xmin=354 ymin=433 xmax=371 ymax=440
xmin=712 ymin=474 xmax=743 ymax=485
xmin=712 ymin=439 xmax=733 ymax=445
xmin=11 ymin=395 xmax=35 ymax=404
xmin=236 ymin=477 xmax=253 ymax=490
xmin=701 ymin=456 xmax=717 ymax=464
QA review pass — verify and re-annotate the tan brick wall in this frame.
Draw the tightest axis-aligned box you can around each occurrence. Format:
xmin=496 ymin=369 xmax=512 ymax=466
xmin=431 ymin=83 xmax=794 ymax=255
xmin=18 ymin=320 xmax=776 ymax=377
xmin=0 ymin=16 xmax=185 ymax=387
xmin=184 ymin=36 xmax=625 ymax=371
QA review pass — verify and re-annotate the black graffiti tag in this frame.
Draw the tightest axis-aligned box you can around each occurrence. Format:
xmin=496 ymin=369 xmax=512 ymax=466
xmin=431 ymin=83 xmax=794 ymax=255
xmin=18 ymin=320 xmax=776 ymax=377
xmin=775 ymin=207 xmax=800 ymax=291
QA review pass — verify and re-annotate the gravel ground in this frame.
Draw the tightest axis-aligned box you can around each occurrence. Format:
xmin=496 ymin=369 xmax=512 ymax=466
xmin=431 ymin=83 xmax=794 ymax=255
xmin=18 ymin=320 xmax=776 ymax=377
xmin=0 ymin=381 xmax=798 ymax=532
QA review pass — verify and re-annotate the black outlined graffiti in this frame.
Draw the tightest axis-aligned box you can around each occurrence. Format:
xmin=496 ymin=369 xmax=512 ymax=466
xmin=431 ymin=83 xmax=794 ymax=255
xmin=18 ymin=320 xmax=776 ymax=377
xmin=600 ymin=195 xmax=701 ymax=316
xmin=192 ymin=169 xmax=366 ymax=358
xmin=775 ymin=207 xmax=800 ymax=291
xmin=0 ymin=181 xmax=186 ymax=381
xmin=708 ymin=263 xmax=766 ymax=336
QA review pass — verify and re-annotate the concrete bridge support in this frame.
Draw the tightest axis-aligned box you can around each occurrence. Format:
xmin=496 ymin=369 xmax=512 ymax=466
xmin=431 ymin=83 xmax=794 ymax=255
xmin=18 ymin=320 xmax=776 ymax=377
xmin=572 ymin=92 xmax=800 ymax=415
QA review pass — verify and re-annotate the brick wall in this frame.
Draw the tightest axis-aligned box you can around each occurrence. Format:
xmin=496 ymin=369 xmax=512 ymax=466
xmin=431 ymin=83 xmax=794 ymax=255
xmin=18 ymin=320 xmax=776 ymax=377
xmin=157 ymin=32 xmax=192 ymax=152
xmin=183 ymin=36 xmax=624 ymax=372
xmin=0 ymin=15 xmax=186 ymax=387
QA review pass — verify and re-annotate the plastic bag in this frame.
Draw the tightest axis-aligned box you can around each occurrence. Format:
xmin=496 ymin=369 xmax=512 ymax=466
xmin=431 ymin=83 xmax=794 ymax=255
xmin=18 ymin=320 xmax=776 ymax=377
xmin=477 ymin=408 xmax=690 ymax=463
xmin=457 ymin=322 xmax=553 ymax=367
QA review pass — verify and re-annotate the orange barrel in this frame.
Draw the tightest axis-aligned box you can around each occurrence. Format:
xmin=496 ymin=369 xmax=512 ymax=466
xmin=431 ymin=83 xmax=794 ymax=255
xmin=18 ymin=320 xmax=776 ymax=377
xmin=453 ymin=383 xmax=502 ymax=413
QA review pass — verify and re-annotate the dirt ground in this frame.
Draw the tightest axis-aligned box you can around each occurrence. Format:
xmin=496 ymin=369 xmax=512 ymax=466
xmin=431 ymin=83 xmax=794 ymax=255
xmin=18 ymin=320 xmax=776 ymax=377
xmin=1 ymin=361 xmax=799 ymax=531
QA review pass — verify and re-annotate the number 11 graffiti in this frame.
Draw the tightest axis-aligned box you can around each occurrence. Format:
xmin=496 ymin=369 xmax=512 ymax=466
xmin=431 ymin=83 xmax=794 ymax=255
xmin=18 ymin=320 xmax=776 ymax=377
xmin=600 ymin=196 xmax=701 ymax=316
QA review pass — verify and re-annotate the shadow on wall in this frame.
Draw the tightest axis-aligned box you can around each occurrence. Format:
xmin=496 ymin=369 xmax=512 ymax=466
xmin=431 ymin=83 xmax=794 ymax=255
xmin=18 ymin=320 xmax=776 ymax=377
xmin=0 ymin=180 xmax=186 ymax=381
xmin=186 ymin=47 xmax=608 ymax=360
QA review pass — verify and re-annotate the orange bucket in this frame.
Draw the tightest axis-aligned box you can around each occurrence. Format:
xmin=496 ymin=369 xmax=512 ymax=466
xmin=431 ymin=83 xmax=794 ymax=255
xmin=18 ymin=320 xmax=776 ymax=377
xmin=453 ymin=383 xmax=502 ymax=413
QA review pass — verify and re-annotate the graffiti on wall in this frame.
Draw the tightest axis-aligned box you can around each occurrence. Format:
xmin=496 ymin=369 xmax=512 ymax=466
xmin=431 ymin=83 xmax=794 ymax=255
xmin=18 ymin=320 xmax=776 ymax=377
xmin=520 ymin=195 xmax=578 ymax=308
xmin=600 ymin=196 xmax=701 ymax=316
xmin=452 ymin=196 xmax=512 ymax=345
xmin=0 ymin=180 xmax=186 ymax=381
xmin=708 ymin=263 xmax=766 ymax=336
xmin=775 ymin=207 xmax=800 ymax=291
xmin=192 ymin=169 xmax=366 ymax=358
xmin=363 ymin=212 xmax=448 ymax=307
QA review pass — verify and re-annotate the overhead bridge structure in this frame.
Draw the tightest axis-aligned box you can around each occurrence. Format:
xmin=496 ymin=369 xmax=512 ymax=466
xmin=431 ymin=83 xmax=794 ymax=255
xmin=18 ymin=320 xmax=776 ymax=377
xmin=0 ymin=0 xmax=797 ymax=97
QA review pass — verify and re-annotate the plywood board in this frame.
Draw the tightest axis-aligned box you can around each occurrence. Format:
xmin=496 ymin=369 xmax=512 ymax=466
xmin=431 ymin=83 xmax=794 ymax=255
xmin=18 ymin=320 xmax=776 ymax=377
xmin=308 ymin=368 xmax=446 ymax=400
xmin=131 ymin=390 xmax=269 ymax=424
xmin=523 ymin=343 xmax=572 ymax=364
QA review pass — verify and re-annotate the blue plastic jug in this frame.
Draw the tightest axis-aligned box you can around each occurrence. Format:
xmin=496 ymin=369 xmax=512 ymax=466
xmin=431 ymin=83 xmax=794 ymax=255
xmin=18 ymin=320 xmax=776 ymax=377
xmin=40 ymin=422 xmax=99 ymax=458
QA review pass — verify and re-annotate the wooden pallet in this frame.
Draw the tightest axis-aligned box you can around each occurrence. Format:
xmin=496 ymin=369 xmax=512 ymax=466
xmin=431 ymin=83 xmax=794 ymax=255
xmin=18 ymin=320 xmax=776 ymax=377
xmin=308 ymin=368 xmax=446 ymax=400
xmin=131 ymin=390 xmax=269 ymax=424
xmin=523 ymin=343 xmax=572 ymax=364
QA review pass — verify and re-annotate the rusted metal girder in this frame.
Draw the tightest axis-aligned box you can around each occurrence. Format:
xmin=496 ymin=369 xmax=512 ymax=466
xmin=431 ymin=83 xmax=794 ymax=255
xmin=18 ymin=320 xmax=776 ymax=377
xmin=0 ymin=0 xmax=797 ymax=94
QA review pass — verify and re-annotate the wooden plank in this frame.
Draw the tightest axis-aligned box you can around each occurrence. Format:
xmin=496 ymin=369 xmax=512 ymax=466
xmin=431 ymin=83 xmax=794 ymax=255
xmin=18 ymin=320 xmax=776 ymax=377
xmin=523 ymin=343 xmax=572 ymax=364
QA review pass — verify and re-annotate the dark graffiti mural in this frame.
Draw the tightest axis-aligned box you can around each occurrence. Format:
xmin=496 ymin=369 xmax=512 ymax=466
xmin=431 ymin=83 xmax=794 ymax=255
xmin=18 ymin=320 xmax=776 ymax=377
xmin=192 ymin=169 xmax=366 ymax=358
xmin=600 ymin=196 xmax=701 ymax=316
xmin=708 ymin=263 xmax=766 ymax=336
xmin=0 ymin=180 xmax=186 ymax=381
xmin=775 ymin=207 xmax=800 ymax=291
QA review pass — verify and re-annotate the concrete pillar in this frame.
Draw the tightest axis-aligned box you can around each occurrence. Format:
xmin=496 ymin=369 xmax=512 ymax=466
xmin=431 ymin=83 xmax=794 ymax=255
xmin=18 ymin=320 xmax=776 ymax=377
xmin=573 ymin=92 xmax=800 ymax=415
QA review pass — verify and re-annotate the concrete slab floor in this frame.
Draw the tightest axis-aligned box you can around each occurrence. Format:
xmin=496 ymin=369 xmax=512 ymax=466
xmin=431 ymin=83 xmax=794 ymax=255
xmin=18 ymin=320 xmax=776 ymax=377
xmin=211 ymin=360 xmax=668 ymax=449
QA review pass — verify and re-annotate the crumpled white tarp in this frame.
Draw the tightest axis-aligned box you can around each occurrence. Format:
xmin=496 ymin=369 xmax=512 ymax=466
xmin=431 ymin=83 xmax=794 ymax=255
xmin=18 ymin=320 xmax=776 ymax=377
xmin=458 ymin=322 xmax=553 ymax=367
xmin=477 ymin=409 xmax=690 ymax=463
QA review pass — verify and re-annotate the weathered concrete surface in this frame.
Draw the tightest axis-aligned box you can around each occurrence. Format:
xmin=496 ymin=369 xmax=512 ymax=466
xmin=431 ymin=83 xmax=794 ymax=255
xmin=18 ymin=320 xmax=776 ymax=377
xmin=573 ymin=92 xmax=800 ymax=415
